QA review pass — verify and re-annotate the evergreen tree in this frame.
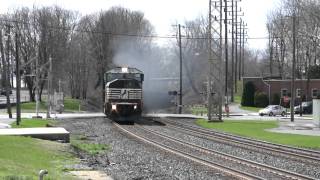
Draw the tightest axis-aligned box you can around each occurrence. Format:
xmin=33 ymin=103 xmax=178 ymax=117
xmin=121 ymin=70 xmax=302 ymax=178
xmin=241 ymin=81 xmax=256 ymax=106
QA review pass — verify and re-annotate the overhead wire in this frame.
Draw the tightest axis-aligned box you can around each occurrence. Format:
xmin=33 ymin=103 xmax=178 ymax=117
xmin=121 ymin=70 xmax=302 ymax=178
xmin=0 ymin=18 xmax=271 ymax=40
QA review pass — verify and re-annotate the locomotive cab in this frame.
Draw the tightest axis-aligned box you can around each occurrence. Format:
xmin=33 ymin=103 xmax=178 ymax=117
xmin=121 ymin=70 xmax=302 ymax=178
xmin=104 ymin=67 xmax=143 ymax=122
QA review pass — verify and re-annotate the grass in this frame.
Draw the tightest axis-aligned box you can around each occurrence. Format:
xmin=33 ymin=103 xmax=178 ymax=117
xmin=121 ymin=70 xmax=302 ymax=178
xmin=235 ymin=80 xmax=243 ymax=97
xmin=0 ymin=136 xmax=77 ymax=179
xmin=189 ymin=106 xmax=207 ymax=115
xmin=234 ymin=95 xmax=241 ymax=104
xmin=11 ymin=118 xmax=55 ymax=128
xmin=21 ymin=101 xmax=47 ymax=110
xmin=71 ymin=135 xmax=110 ymax=155
xmin=63 ymin=98 xmax=81 ymax=111
xmin=10 ymin=98 xmax=81 ymax=113
xmin=196 ymin=119 xmax=320 ymax=149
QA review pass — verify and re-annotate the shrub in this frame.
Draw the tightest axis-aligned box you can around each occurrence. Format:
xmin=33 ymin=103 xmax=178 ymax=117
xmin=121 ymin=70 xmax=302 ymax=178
xmin=254 ymin=92 xmax=269 ymax=107
xmin=271 ymin=93 xmax=280 ymax=105
xmin=241 ymin=81 xmax=256 ymax=107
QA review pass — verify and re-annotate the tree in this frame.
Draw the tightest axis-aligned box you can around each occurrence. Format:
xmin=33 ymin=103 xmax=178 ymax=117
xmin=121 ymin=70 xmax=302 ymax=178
xmin=254 ymin=92 xmax=269 ymax=108
xmin=308 ymin=65 xmax=320 ymax=79
xmin=272 ymin=93 xmax=280 ymax=105
xmin=241 ymin=81 xmax=255 ymax=107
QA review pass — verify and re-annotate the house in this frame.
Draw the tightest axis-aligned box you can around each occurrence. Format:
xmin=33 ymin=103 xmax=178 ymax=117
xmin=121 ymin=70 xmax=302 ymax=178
xmin=243 ymin=77 xmax=320 ymax=105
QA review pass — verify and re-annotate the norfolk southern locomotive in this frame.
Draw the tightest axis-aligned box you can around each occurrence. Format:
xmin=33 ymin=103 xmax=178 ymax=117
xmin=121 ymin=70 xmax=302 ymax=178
xmin=104 ymin=67 xmax=143 ymax=122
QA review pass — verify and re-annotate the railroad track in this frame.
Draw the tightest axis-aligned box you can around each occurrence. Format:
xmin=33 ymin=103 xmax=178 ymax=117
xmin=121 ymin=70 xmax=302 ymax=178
xmin=161 ymin=118 xmax=320 ymax=164
xmin=113 ymin=121 xmax=315 ymax=180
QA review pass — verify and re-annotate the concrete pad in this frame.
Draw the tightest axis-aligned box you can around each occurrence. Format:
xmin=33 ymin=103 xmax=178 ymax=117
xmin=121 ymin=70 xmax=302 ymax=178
xmin=0 ymin=123 xmax=10 ymax=128
xmin=303 ymin=123 xmax=317 ymax=129
xmin=69 ymin=171 xmax=113 ymax=180
xmin=267 ymin=128 xmax=320 ymax=136
xmin=0 ymin=127 xmax=70 ymax=142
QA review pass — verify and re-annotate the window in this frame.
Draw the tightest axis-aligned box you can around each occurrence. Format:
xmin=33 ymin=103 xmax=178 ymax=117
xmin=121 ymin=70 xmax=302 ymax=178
xmin=312 ymin=88 xmax=318 ymax=98
xmin=281 ymin=88 xmax=288 ymax=97
xmin=296 ymin=89 xmax=301 ymax=98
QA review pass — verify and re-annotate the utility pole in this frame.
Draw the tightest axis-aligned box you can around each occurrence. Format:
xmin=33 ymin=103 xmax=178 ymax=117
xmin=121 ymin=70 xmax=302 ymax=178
xmin=5 ymin=24 xmax=12 ymax=119
xmin=46 ymin=57 xmax=52 ymax=118
xmin=230 ymin=0 xmax=234 ymax=102
xmin=224 ymin=0 xmax=229 ymax=105
xmin=35 ymin=50 xmax=40 ymax=118
xmin=15 ymin=31 xmax=21 ymax=125
xmin=291 ymin=6 xmax=297 ymax=123
xmin=234 ymin=1 xmax=239 ymax=92
xmin=234 ymin=1 xmax=243 ymax=90
xmin=59 ymin=79 xmax=62 ymax=92
xmin=242 ymin=21 xmax=245 ymax=77
xmin=178 ymin=24 xmax=183 ymax=114
xmin=238 ymin=19 xmax=242 ymax=80
xmin=219 ymin=0 xmax=223 ymax=121
xmin=208 ymin=1 xmax=212 ymax=120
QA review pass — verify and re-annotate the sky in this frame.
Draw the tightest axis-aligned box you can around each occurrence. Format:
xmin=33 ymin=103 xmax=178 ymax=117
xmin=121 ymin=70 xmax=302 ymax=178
xmin=0 ymin=0 xmax=281 ymax=50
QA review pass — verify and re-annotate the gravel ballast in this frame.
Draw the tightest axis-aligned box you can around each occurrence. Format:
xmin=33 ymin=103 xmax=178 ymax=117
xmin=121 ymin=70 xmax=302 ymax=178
xmin=57 ymin=117 xmax=233 ymax=180
xmin=150 ymin=118 xmax=320 ymax=179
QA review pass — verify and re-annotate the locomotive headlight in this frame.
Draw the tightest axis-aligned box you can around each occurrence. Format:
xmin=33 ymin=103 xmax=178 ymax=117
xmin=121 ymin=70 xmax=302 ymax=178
xmin=112 ymin=104 xmax=117 ymax=110
xmin=134 ymin=105 xmax=137 ymax=110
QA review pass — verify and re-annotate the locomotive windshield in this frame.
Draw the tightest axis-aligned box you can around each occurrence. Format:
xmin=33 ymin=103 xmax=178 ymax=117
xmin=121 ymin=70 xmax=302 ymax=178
xmin=106 ymin=73 xmax=143 ymax=82
xmin=108 ymin=79 xmax=141 ymax=89
xmin=104 ymin=67 xmax=144 ymax=83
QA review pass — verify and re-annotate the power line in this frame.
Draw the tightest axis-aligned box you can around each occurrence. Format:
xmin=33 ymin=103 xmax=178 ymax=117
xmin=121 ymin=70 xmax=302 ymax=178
xmin=0 ymin=18 xmax=267 ymax=41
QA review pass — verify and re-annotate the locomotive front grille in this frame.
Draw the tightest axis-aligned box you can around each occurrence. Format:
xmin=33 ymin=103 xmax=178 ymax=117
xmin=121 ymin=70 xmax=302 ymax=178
xmin=106 ymin=88 xmax=142 ymax=100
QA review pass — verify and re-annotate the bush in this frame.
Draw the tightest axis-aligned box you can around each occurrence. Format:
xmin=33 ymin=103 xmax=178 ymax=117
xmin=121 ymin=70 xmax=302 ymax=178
xmin=254 ymin=92 xmax=269 ymax=107
xmin=241 ymin=81 xmax=256 ymax=106
xmin=271 ymin=93 xmax=280 ymax=105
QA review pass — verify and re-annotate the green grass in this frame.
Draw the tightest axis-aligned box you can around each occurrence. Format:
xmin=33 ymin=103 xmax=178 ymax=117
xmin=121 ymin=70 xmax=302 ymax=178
xmin=11 ymin=118 xmax=54 ymax=128
xmin=71 ymin=135 xmax=109 ymax=155
xmin=234 ymin=95 xmax=241 ymax=104
xmin=10 ymin=98 xmax=81 ymax=113
xmin=0 ymin=136 xmax=77 ymax=179
xmin=21 ymin=101 xmax=47 ymax=110
xmin=189 ymin=106 xmax=207 ymax=115
xmin=236 ymin=80 xmax=243 ymax=96
xmin=196 ymin=119 xmax=320 ymax=149
xmin=63 ymin=98 xmax=81 ymax=111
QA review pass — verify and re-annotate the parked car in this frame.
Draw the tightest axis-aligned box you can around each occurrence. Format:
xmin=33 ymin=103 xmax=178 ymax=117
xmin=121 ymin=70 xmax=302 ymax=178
xmin=259 ymin=105 xmax=286 ymax=116
xmin=294 ymin=101 xmax=313 ymax=114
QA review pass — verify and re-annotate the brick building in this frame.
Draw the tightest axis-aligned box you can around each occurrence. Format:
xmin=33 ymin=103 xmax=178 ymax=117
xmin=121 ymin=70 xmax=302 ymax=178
xmin=243 ymin=77 xmax=320 ymax=104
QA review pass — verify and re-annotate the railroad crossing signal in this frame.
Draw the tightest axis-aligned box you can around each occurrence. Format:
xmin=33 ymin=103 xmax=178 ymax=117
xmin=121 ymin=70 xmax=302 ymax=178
xmin=283 ymin=96 xmax=290 ymax=103
xmin=168 ymin=91 xmax=178 ymax=96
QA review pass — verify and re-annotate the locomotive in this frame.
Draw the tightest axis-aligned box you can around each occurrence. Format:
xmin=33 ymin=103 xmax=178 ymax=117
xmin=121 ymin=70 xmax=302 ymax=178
xmin=103 ymin=67 xmax=144 ymax=122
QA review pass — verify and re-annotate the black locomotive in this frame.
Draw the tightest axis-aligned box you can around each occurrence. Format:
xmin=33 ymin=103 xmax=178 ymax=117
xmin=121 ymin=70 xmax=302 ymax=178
xmin=104 ymin=67 xmax=144 ymax=122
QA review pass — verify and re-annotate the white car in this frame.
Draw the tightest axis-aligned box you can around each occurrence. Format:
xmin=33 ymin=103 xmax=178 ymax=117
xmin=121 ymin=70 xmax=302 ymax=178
xmin=259 ymin=105 xmax=286 ymax=116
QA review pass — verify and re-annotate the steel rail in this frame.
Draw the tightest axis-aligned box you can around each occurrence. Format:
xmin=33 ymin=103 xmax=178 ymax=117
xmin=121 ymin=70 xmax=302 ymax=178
xmin=113 ymin=122 xmax=262 ymax=180
xmin=136 ymin=124 xmax=315 ymax=180
xmin=162 ymin=118 xmax=320 ymax=162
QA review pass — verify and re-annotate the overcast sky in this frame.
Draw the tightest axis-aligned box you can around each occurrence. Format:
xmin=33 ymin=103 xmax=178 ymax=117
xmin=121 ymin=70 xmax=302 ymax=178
xmin=0 ymin=0 xmax=281 ymax=50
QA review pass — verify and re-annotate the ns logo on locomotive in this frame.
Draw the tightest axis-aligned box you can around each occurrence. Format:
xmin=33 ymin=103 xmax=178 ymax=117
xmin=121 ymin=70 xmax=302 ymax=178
xmin=104 ymin=67 xmax=144 ymax=122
